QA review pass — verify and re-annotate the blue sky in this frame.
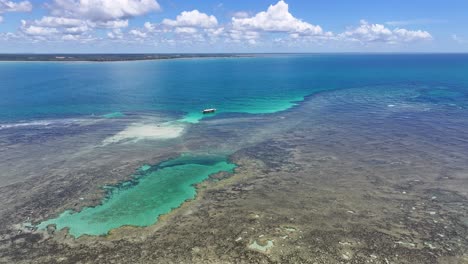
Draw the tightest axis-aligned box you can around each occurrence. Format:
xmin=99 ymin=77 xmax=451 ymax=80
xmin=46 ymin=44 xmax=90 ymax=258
xmin=0 ymin=0 xmax=467 ymax=53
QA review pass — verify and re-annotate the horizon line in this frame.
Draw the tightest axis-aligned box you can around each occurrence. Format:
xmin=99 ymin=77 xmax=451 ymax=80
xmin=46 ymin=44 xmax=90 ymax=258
xmin=1 ymin=52 xmax=468 ymax=55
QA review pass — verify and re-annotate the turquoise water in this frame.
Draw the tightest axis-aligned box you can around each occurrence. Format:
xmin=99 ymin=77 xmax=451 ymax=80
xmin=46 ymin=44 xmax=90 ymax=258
xmin=2 ymin=54 xmax=468 ymax=123
xmin=37 ymin=154 xmax=236 ymax=237
xmin=102 ymin=111 xmax=125 ymax=118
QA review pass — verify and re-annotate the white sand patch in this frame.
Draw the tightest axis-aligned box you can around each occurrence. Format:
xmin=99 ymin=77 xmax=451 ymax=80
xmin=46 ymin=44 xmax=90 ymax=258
xmin=103 ymin=122 xmax=185 ymax=144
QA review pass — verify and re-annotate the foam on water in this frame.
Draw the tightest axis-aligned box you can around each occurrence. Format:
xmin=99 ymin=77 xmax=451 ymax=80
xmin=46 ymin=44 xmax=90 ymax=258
xmin=37 ymin=154 xmax=237 ymax=237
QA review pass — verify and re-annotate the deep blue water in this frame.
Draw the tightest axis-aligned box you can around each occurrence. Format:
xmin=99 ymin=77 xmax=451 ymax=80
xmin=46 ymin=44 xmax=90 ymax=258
xmin=1 ymin=54 xmax=468 ymax=123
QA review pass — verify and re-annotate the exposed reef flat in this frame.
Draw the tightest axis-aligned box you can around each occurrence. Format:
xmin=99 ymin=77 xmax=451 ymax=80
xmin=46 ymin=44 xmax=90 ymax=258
xmin=1 ymin=85 xmax=468 ymax=263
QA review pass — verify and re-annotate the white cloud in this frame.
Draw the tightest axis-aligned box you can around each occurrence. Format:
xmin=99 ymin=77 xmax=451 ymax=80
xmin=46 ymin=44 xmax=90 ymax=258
xmin=117 ymin=10 xmax=222 ymax=46
xmin=385 ymin=19 xmax=447 ymax=26
xmin=174 ymin=27 xmax=198 ymax=34
xmin=227 ymin=29 xmax=259 ymax=44
xmin=107 ymin=28 xmax=123 ymax=39
xmin=32 ymin=16 xmax=127 ymax=31
xmin=340 ymin=20 xmax=432 ymax=44
xmin=7 ymin=0 xmax=437 ymax=50
xmin=21 ymin=16 xmax=91 ymax=38
xmin=61 ymin=34 xmax=78 ymax=40
xmin=63 ymin=25 xmax=89 ymax=34
xmin=393 ymin=28 xmax=432 ymax=42
xmin=18 ymin=4 xmax=131 ymax=42
xmin=0 ymin=0 xmax=32 ymax=13
xmin=144 ymin=21 xmax=155 ymax=31
xmin=156 ymin=9 xmax=222 ymax=45
xmin=49 ymin=0 xmax=160 ymax=21
xmin=205 ymin=27 xmax=224 ymax=37
xmin=61 ymin=33 xmax=96 ymax=42
xmin=232 ymin=0 xmax=324 ymax=36
xmin=129 ymin=29 xmax=146 ymax=38
xmin=33 ymin=16 xmax=84 ymax=27
xmin=232 ymin=11 xmax=249 ymax=19
xmin=20 ymin=17 xmax=102 ymax=43
xmin=21 ymin=20 xmax=58 ymax=36
xmin=13 ymin=0 xmax=158 ymax=44
xmin=0 ymin=0 xmax=31 ymax=22
xmin=0 ymin=31 xmax=19 ymax=40
xmin=93 ymin=19 xmax=128 ymax=29
xmin=162 ymin=10 xmax=218 ymax=28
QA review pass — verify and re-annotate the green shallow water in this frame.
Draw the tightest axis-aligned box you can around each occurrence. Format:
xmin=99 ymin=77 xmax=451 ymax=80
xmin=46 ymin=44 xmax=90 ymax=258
xmin=180 ymin=95 xmax=305 ymax=123
xmin=102 ymin=112 xmax=125 ymax=118
xmin=37 ymin=155 xmax=236 ymax=237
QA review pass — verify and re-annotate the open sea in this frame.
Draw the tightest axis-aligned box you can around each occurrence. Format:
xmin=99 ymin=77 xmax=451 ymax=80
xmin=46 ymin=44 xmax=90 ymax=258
xmin=1 ymin=54 xmax=468 ymax=240
xmin=2 ymin=54 xmax=468 ymax=124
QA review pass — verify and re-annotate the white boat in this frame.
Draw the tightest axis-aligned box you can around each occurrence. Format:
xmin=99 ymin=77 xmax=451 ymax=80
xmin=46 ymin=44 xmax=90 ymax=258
xmin=202 ymin=108 xmax=216 ymax=114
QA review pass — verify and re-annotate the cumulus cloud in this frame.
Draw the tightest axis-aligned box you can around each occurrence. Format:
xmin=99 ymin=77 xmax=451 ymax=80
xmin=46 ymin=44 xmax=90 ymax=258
xmin=21 ymin=20 xmax=58 ymax=36
xmin=102 ymin=9 xmax=220 ymax=43
xmin=93 ymin=19 xmax=128 ymax=29
xmin=17 ymin=0 xmax=156 ymax=42
xmin=0 ymin=31 xmax=19 ymax=40
xmin=162 ymin=10 xmax=218 ymax=28
xmin=129 ymin=29 xmax=146 ymax=38
xmin=0 ymin=0 xmax=31 ymax=23
xmin=0 ymin=0 xmax=32 ymax=13
xmin=227 ymin=29 xmax=260 ymax=45
xmin=174 ymin=27 xmax=198 ymax=34
xmin=7 ymin=0 xmax=436 ymax=50
xmin=20 ymin=17 xmax=99 ymax=43
xmin=144 ymin=21 xmax=155 ymax=31
xmin=21 ymin=16 xmax=91 ymax=38
xmin=33 ymin=16 xmax=84 ymax=28
xmin=107 ymin=28 xmax=123 ymax=39
xmin=232 ymin=0 xmax=324 ymax=36
xmin=20 ymin=16 xmax=129 ymax=44
xmin=340 ymin=20 xmax=432 ymax=44
xmin=151 ymin=9 xmax=223 ymax=45
xmin=49 ymin=0 xmax=160 ymax=21
xmin=205 ymin=27 xmax=224 ymax=37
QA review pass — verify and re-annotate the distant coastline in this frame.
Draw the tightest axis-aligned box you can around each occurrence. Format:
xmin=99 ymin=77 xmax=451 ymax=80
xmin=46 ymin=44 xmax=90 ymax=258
xmin=1 ymin=53 xmax=467 ymax=62
xmin=0 ymin=53 xmax=253 ymax=62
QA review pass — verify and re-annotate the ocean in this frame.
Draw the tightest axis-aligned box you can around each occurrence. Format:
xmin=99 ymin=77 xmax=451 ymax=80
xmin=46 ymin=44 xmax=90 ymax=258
xmin=2 ymin=54 xmax=468 ymax=124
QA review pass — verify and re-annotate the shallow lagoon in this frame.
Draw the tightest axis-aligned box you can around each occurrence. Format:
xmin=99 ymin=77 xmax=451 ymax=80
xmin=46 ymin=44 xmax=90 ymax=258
xmin=37 ymin=154 xmax=236 ymax=237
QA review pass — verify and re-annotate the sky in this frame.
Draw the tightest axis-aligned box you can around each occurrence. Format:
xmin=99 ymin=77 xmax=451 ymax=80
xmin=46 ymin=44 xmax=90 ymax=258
xmin=0 ymin=0 xmax=467 ymax=53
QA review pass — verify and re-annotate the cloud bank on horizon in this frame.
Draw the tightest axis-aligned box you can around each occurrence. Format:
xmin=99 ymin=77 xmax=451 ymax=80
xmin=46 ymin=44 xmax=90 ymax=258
xmin=0 ymin=0 xmax=462 ymax=52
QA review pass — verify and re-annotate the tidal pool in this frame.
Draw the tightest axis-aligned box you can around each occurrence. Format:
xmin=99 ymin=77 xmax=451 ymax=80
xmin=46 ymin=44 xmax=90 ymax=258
xmin=37 ymin=154 xmax=236 ymax=237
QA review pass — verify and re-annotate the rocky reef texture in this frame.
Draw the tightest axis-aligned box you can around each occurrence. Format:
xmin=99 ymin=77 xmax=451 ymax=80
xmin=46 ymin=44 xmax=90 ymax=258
xmin=1 ymin=86 xmax=468 ymax=263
